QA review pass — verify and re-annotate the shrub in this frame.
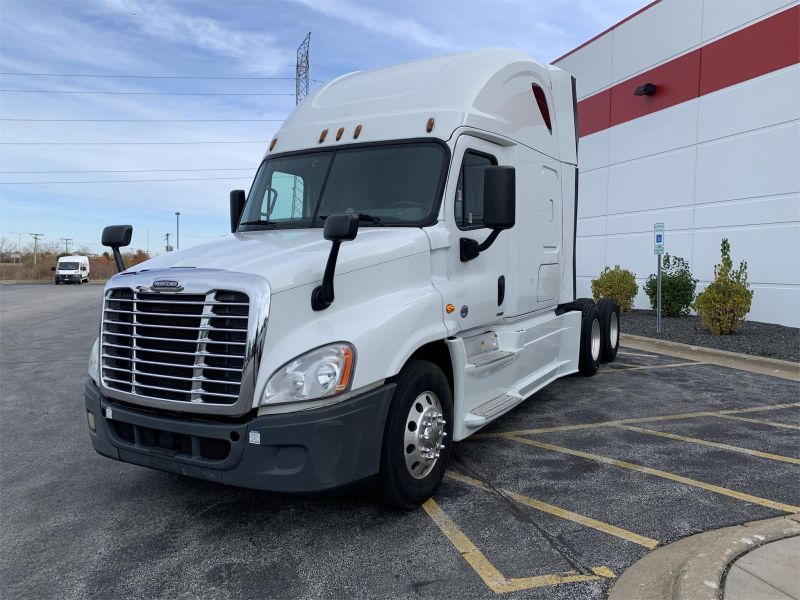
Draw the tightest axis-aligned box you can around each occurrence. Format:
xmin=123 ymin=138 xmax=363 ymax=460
xmin=591 ymin=266 xmax=639 ymax=312
xmin=643 ymin=255 xmax=698 ymax=316
xmin=693 ymin=239 xmax=753 ymax=335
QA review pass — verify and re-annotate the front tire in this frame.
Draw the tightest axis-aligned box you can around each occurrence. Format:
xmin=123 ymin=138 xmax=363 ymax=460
xmin=378 ymin=360 xmax=453 ymax=509
xmin=578 ymin=303 xmax=602 ymax=376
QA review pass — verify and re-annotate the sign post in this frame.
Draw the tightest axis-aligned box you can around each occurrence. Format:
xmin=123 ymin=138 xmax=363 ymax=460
xmin=654 ymin=223 xmax=665 ymax=333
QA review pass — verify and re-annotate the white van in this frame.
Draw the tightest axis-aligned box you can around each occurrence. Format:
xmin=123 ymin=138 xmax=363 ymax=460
xmin=85 ymin=49 xmax=621 ymax=508
xmin=55 ymin=255 xmax=90 ymax=284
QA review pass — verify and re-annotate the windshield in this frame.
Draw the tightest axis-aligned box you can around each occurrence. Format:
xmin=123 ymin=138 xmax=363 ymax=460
xmin=58 ymin=262 xmax=79 ymax=270
xmin=239 ymin=142 xmax=448 ymax=230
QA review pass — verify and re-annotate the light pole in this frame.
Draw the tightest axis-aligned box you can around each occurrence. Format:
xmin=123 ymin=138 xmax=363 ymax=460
xmin=175 ymin=212 xmax=181 ymax=250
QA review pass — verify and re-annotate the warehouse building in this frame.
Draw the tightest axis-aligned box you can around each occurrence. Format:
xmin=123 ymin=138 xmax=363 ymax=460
xmin=553 ymin=0 xmax=799 ymax=326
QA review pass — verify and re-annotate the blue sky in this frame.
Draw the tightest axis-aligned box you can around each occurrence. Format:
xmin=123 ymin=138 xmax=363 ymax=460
xmin=0 ymin=0 xmax=646 ymax=255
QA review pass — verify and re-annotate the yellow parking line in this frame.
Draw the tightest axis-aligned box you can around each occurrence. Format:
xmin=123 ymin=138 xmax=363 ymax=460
xmin=422 ymin=498 xmax=615 ymax=593
xmin=713 ymin=414 xmax=800 ymax=431
xmin=445 ymin=471 xmax=659 ymax=549
xmin=503 ymin=435 xmax=800 ymax=513
xmin=422 ymin=498 xmax=508 ymax=591
xmin=615 ymin=424 xmax=800 ymax=465
xmin=474 ymin=402 xmax=800 ymax=439
xmin=598 ymin=362 xmax=708 ymax=374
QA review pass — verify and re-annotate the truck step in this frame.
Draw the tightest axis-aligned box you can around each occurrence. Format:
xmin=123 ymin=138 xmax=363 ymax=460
xmin=464 ymin=391 xmax=523 ymax=429
xmin=466 ymin=349 xmax=515 ymax=368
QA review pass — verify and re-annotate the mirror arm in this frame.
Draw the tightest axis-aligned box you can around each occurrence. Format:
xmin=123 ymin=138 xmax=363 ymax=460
xmin=311 ymin=241 xmax=342 ymax=311
xmin=460 ymin=229 xmax=502 ymax=262
xmin=112 ymin=248 xmax=126 ymax=273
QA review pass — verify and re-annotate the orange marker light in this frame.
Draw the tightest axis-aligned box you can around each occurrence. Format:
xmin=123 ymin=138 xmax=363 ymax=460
xmin=426 ymin=117 xmax=435 ymax=133
xmin=335 ymin=346 xmax=355 ymax=392
xmin=336 ymin=127 xmax=344 ymax=141
xmin=319 ymin=128 xmax=328 ymax=143
xmin=353 ymin=124 xmax=362 ymax=139
xmin=446 ymin=303 xmax=456 ymax=314
xmin=269 ymin=138 xmax=277 ymax=151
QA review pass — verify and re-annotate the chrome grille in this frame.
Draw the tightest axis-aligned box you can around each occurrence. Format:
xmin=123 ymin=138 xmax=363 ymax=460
xmin=101 ymin=288 xmax=250 ymax=405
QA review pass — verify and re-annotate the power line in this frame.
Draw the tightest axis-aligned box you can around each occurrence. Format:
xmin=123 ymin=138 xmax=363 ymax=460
xmin=0 ymin=71 xmax=296 ymax=80
xmin=0 ymin=118 xmax=284 ymax=122
xmin=0 ymin=176 xmax=251 ymax=185
xmin=0 ymin=168 xmax=252 ymax=174
xmin=0 ymin=140 xmax=268 ymax=145
xmin=0 ymin=88 xmax=294 ymax=96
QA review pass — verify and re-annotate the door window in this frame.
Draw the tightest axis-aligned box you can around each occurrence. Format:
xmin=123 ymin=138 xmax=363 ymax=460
xmin=454 ymin=151 xmax=496 ymax=230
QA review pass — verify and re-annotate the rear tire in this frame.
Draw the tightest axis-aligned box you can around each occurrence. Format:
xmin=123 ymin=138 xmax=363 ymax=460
xmin=578 ymin=304 xmax=602 ymax=376
xmin=378 ymin=360 xmax=453 ymax=510
xmin=597 ymin=298 xmax=620 ymax=362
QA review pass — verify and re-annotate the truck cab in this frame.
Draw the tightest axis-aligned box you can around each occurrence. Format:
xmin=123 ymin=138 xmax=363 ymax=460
xmin=55 ymin=255 xmax=90 ymax=284
xmin=85 ymin=49 xmax=620 ymax=508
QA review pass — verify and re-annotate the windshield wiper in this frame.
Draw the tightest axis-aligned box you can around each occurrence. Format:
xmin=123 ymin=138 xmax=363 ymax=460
xmin=238 ymin=219 xmax=280 ymax=229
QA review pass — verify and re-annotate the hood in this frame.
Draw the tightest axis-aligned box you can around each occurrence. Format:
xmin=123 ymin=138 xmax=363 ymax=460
xmin=123 ymin=228 xmax=432 ymax=293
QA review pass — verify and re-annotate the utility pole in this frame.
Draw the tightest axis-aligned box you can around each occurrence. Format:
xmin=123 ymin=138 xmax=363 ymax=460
xmin=175 ymin=211 xmax=180 ymax=250
xmin=29 ymin=233 xmax=43 ymax=265
xmin=60 ymin=237 xmax=73 ymax=254
xmin=164 ymin=232 xmax=171 ymax=253
xmin=293 ymin=33 xmax=311 ymax=218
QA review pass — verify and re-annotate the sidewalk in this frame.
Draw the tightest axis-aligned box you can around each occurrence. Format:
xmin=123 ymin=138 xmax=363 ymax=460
xmin=725 ymin=536 xmax=799 ymax=600
xmin=610 ymin=514 xmax=800 ymax=600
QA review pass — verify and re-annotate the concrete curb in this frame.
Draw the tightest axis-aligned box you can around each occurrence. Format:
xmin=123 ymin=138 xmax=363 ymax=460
xmin=621 ymin=333 xmax=800 ymax=382
xmin=609 ymin=514 xmax=800 ymax=600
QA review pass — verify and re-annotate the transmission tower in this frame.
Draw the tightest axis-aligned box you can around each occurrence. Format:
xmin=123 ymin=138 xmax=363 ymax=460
xmin=295 ymin=32 xmax=310 ymax=105
xmin=292 ymin=32 xmax=311 ymax=218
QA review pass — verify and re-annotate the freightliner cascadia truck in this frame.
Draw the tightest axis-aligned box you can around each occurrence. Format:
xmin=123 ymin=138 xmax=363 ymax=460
xmin=85 ymin=49 xmax=621 ymax=509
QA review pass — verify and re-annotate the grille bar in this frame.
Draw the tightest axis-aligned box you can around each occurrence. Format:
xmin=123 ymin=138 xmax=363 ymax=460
xmin=107 ymin=298 xmax=249 ymax=306
xmin=101 ymin=288 xmax=249 ymax=405
xmin=102 ymin=331 xmax=246 ymax=346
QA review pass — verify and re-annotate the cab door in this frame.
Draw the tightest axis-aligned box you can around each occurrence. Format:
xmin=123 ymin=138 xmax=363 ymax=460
xmin=441 ymin=135 xmax=512 ymax=331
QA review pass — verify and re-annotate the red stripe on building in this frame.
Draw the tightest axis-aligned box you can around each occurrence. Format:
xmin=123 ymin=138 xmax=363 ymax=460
xmin=573 ymin=4 xmax=800 ymax=138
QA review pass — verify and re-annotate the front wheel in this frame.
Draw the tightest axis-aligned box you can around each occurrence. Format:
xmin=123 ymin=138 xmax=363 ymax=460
xmin=596 ymin=298 xmax=620 ymax=362
xmin=378 ymin=360 xmax=453 ymax=509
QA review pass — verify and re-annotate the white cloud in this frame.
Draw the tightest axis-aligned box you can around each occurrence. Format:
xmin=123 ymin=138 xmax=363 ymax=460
xmin=95 ymin=0 xmax=293 ymax=74
xmin=287 ymin=0 xmax=457 ymax=50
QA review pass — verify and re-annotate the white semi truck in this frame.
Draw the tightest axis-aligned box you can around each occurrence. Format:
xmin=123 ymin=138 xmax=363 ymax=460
xmin=85 ymin=49 xmax=620 ymax=508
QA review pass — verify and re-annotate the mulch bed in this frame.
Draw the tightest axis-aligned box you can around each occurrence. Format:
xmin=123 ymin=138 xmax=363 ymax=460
xmin=621 ymin=309 xmax=800 ymax=363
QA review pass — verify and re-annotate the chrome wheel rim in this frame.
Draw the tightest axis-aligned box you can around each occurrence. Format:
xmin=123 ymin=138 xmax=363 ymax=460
xmin=591 ymin=318 xmax=601 ymax=362
xmin=610 ymin=312 xmax=619 ymax=348
xmin=404 ymin=391 xmax=446 ymax=479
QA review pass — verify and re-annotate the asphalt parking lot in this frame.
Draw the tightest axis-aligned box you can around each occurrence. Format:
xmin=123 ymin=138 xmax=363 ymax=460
xmin=2 ymin=283 xmax=798 ymax=600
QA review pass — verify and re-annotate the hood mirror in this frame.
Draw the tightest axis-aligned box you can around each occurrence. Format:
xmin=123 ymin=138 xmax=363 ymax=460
xmin=102 ymin=225 xmax=133 ymax=273
xmin=311 ymin=214 xmax=359 ymax=311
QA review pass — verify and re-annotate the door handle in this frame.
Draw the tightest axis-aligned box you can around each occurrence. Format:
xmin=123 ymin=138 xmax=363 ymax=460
xmin=549 ymin=198 xmax=554 ymax=222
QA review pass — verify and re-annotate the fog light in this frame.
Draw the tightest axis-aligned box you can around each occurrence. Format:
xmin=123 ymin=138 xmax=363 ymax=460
xmin=87 ymin=411 xmax=96 ymax=432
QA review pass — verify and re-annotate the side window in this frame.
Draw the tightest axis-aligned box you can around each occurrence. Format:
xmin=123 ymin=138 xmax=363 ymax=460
xmin=255 ymin=171 xmax=306 ymax=220
xmin=455 ymin=151 xmax=496 ymax=230
xmin=531 ymin=83 xmax=552 ymax=133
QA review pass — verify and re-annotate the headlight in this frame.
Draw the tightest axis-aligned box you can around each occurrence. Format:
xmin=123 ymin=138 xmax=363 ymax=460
xmin=88 ymin=337 xmax=100 ymax=384
xmin=260 ymin=343 xmax=355 ymax=406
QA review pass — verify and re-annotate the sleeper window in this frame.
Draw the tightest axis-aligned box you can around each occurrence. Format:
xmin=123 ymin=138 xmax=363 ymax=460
xmin=455 ymin=151 xmax=496 ymax=230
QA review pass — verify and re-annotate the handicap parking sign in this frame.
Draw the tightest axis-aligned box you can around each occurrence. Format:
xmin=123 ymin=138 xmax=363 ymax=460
xmin=654 ymin=223 xmax=665 ymax=255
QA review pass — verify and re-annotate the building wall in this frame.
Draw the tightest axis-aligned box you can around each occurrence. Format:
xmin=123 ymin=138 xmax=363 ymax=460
xmin=554 ymin=0 xmax=800 ymax=326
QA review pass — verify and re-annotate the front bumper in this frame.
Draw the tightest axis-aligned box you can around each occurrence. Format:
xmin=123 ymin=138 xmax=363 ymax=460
xmin=85 ymin=378 xmax=395 ymax=492
xmin=56 ymin=274 xmax=81 ymax=282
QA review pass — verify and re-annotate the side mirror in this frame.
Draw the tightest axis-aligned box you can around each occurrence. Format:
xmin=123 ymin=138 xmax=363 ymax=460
xmin=323 ymin=213 xmax=359 ymax=242
xmin=230 ymin=189 xmax=246 ymax=233
xmin=101 ymin=225 xmax=133 ymax=273
xmin=51 ymin=266 xmax=56 ymax=272
xmin=311 ymin=214 xmax=360 ymax=311
xmin=483 ymin=166 xmax=516 ymax=230
xmin=460 ymin=166 xmax=516 ymax=261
